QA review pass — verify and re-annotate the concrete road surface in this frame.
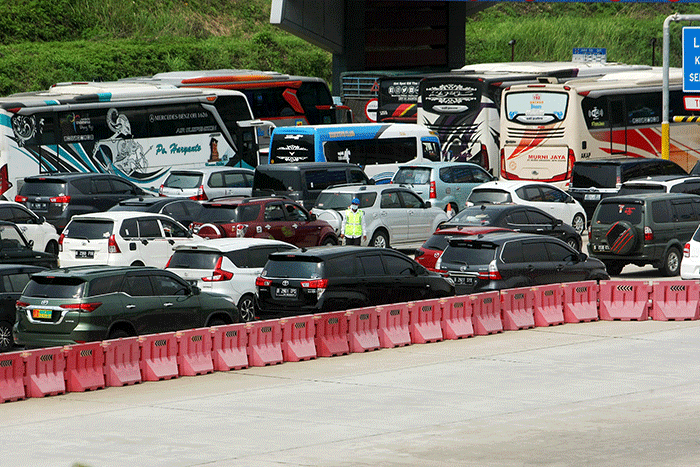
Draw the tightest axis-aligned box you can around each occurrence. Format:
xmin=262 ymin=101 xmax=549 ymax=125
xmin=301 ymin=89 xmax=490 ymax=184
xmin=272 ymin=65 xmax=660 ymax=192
xmin=4 ymin=319 xmax=700 ymax=467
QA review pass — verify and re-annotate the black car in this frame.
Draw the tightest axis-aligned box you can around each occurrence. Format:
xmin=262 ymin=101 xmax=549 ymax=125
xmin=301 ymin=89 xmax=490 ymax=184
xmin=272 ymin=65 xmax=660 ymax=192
xmin=15 ymin=173 xmax=149 ymax=231
xmin=108 ymin=196 xmax=205 ymax=228
xmin=0 ymin=264 xmax=46 ymax=351
xmin=0 ymin=221 xmax=57 ymax=269
xmin=440 ymin=203 xmax=583 ymax=251
xmin=256 ymin=246 xmax=454 ymax=318
xmin=436 ymin=232 xmax=609 ymax=295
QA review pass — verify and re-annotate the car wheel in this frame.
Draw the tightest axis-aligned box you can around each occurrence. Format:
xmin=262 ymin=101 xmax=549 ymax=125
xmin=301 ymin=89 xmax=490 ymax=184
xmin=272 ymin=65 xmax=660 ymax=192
xmin=605 ymin=221 xmax=637 ymax=255
xmin=237 ymin=294 xmax=256 ymax=322
xmin=566 ymin=237 xmax=580 ymax=251
xmin=370 ymin=230 xmax=389 ymax=248
xmin=108 ymin=328 xmax=131 ymax=340
xmin=321 ymin=236 xmax=337 ymax=246
xmin=130 ymin=261 xmax=145 ymax=266
xmin=572 ymin=213 xmax=585 ymax=235
xmin=660 ymin=247 xmax=681 ymax=277
xmin=603 ymin=261 xmax=624 ymax=276
xmin=45 ymin=240 xmax=59 ymax=256
xmin=0 ymin=320 xmax=13 ymax=352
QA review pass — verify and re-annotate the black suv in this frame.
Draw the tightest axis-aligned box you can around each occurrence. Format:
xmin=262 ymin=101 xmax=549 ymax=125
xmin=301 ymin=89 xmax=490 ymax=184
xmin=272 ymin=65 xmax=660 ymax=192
xmin=252 ymin=162 xmax=371 ymax=210
xmin=0 ymin=264 xmax=46 ymax=352
xmin=15 ymin=173 xmax=149 ymax=231
xmin=0 ymin=221 xmax=57 ymax=269
xmin=256 ymin=246 xmax=454 ymax=318
xmin=441 ymin=204 xmax=582 ymax=251
xmin=568 ymin=158 xmax=687 ymax=220
xmin=588 ymin=193 xmax=700 ymax=276
xmin=436 ymin=232 xmax=609 ymax=295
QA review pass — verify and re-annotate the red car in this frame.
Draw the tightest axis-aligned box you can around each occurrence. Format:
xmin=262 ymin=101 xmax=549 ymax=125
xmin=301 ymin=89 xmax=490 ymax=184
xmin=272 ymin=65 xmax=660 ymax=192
xmin=414 ymin=226 xmax=513 ymax=270
xmin=191 ymin=197 xmax=338 ymax=248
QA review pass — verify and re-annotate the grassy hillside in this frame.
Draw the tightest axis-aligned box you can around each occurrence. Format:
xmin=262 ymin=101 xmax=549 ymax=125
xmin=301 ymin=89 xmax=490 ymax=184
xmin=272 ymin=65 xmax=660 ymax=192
xmin=0 ymin=1 xmax=699 ymax=96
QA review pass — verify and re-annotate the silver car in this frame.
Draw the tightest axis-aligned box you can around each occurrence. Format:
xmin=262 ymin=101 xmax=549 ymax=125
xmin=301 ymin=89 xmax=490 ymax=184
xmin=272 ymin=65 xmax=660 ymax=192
xmin=159 ymin=166 xmax=254 ymax=201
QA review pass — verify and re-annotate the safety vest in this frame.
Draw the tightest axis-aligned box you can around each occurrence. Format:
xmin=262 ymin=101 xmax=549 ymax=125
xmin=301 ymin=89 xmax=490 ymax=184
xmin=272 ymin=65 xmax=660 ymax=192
xmin=344 ymin=209 xmax=363 ymax=237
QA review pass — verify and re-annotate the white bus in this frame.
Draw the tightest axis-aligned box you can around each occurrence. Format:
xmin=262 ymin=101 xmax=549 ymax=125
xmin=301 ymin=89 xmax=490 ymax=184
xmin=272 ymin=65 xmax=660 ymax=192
xmin=268 ymin=123 xmax=442 ymax=183
xmin=417 ymin=61 xmax=652 ymax=174
xmin=500 ymin=67 xmax=700 ymax=187
xmin=0 ymin=81 xmax=260 ymax=198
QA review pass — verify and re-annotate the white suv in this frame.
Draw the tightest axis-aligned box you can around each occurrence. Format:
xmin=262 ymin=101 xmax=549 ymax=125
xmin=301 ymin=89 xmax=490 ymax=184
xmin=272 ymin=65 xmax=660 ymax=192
xmin=312 ymin=184 xmax=449 ymax=248
xmin=166 ymin=238 xmax=297 ymax=321
xmin=59 ymin=212 xmax=201 ymax=268
xmin=0 ymin=201 xmax=59 ymax=254
xmin=158 ymin=166 xmax=254 ymax=200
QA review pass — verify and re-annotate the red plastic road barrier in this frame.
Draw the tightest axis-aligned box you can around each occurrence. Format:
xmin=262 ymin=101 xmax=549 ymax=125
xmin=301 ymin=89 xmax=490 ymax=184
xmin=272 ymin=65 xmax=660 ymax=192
xmin=0 ymin=351 xmax=25 ymax=402
xmin=314 ymin=311 xmax=350 ymax=357
xmin=210 ymin=324 xmax=248 ymax=371
xmin=649 ymin=280 xmax=700 ymax=321
xmin=598 ymin=280 xmax=651 ymax=321
xmin=409 ymin=299 xmax=443 ymax=344
xmin=562 ymin=281 xmax=599 ymax=323
xmin=23 ymin=347 xmax=66 ymax=398
xmin=532 ymin=284 xmax=565 ymax=327
xmin=440 ymin=296 xmax=474 ymax=339
xmin=63 ymin=342 xmax=105 ymax=392
xmin=500 ymin=287 xmax=535 ymax=331
xmin=246 ymin=320 xmax=283 ymax=366
xmin=377 ymin=303 xmax=411 ymax=348
xmin=102 ymin=337 xmax=142 ymax=387
xmin=470 ymin=291 xmax=503 ymax=335
xmin=346 ymin=307 xmax=380 ymax=353
xmin=176 ymin=328 xmax=214 ymax=377
xmin=139 ymin=333 xmax=179 ymax=381
xmin=280 ymin=315 xmax=317 ymax=362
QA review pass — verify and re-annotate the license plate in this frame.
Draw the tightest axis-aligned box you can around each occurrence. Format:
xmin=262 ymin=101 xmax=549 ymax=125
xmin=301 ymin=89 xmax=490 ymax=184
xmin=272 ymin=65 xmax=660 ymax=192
xmin=455 ymin=277 xmax=475 ymax=285
xmin=30 ymin=202 xmax=48 ymax=210
xmin=75 ymin=250 xmax=94 ymax=259
xmin=276 ymin=287 xmax=298 ymax=298
xmin=32 ymin=309 xmax=52 ymax=319
xmin=594 ymin=244 xmax=610 ymax=252
xmin=584 ymin=194 xmax=601 ymax=201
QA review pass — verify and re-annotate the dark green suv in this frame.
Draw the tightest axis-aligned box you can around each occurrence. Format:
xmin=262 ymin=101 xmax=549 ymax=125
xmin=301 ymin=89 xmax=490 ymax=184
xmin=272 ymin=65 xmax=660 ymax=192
xmin=13 ymin=265 xmax=241 ymax=349
xmin=588 ymin=193 xmax=700 ymax=276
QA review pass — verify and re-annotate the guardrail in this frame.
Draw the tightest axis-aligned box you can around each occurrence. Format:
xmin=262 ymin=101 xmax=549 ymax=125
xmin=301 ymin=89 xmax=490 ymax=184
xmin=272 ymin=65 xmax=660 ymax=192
xmin=2 ymin=279 xmax=697 ymax=403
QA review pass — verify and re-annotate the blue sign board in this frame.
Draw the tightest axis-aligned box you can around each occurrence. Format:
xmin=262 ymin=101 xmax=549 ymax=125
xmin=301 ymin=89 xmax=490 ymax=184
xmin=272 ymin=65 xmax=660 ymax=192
xmin=683 ymin=27 xmax=700 ymax=93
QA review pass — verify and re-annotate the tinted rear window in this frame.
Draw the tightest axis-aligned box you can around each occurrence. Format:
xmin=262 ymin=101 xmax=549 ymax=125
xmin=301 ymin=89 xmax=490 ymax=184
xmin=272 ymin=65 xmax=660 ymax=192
xmin=64 ymin=220 xmax=114 ymax=239
xmin=468 ymin=189 xmax=512 ymax=204
xmin=595 ymin=202 xmax=643 ymax=225
xmin=254 ymin=170 xmax=302 ymax=192
xmin=168 ymin=250 xmax=221 ymax=269
xmin=305 ymin=170 xmax=348 ymax=191
xmin=199 ymin=204 xmax=260 ymax=223
xmin=19 ymin=180 xmax=66 ymax=196
xmin=440 ymin=243 xmax=497 ymax=265
xmin=163 ymin=172 xmax=203 ymax=189
xmin=23 ymin=276 xmax=86 ymax=298
xmin=617 ymin=184 xmax=666 ymax=195
xmin=422 ymin=234 xmax=451 ymax=252
xmin=263 ymin=258 xmax=323 ymax=279
xmin=572 ymin=164 xmax=618 ymax=189
xmin=393 ymin=167 xmax=431 ymax=185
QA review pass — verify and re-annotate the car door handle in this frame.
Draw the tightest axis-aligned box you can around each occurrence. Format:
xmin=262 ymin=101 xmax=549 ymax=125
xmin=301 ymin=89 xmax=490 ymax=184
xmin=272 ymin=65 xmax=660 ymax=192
xmin=163 ymin=302 xmax=173 ymax=307
xmin=556 ymin=265 xmax=564 ymax=271
xmin=168 ymin=239 xmax=175 ymax=245
xmin=141 ymin=239 xmax=148 ymax=245
xmin=126 ymin=304 xmax=136 ymax=309
xmin=526 ymin=265 xmax=535 ymax=271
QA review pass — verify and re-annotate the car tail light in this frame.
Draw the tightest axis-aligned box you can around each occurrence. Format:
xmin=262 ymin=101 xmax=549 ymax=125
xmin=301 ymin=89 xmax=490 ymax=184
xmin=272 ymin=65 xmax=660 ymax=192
xmin=158 ymin=184 xmax=165 ymax=196
xmin=58 ymin=233 xmax=64 ymax=252
xmin=478 ymin=260 xmax=502 ymax=280
xmin=429 ymin=181 xmax=437 ymax=199
xmin=644 ymin=226 xmax=653 ymax=241
xmin=108 ymin=234 xmax=121 ymax=253
xmin=0 ymin=164 xmax=10 ymax=197
xmin=684 ymin=242 xmax=691 ymax=258
xmin=14 ymin=195 xmax=27 ymax=204
xmin=256 ymin=277 xmax=271 ymax=287
xmin=566 ymin=148 xmax=575 ymax=180
xmin=500 ymin=149 xmax=507 ymax=178
xmin=301 ymin=278 xmax=328 ymax=299
xmin=16 ymin=301 xmax=29 ymax=308
xmin=191 ymin=185 xmax=208 ymax=201
xmin=59 ymin=302 xmax=102 ymax=312
xmin=201 ymin=257 xmax=233 ymax=282
xmin=481 ymin=144 xmax=489 ymax=171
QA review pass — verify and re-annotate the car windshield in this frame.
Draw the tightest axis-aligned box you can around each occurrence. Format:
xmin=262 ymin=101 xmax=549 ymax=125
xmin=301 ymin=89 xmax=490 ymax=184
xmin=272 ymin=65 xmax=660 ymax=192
xmin=63 ymin=220 xmax=114 ymax=240
xmin=393 ymin=167 xmax=431 ymax=185
xmin=449 ymin=207 xmax=496 ymax=226
xmin=199 ymin=204 xmax=260 ymax=223
xmin=168 ymin=250 xmax=221 ymax=269
xmin=595 ymin=202 xmax=643 ymax=225
xmin=572 ymin=164 xmax=618 ymax=189
xmin=617 ymin=184 xmax=666 ymax=195
xmin=19 ymin=180 xmax=66 ymax=197
xmin=23 ymin=276 xmax=86 ymax=298
xmin=0 ymin=224 xmax=28 ymax=249
xmin=469 ymin=189 xmax=512 ymax=204
xmin=163 ymin=172 xmax=203 ymax=189
xmin=263 ymin=258 xmax=323 ymax=279
xmin=440 ymin=242 xmax=497 ymax=266
xmin=315 ymin=192 xmax=376 ymax=210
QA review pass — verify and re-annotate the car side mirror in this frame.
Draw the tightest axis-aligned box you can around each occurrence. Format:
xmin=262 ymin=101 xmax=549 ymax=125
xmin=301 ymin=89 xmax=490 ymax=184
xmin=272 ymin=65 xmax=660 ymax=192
xmin=425 ymin=201 xmax=432 ymax=208
xmin=578 ymin=252 xmax=588 ymax=262
xmin=554 ymin=219 xmax=563 ymax=226
xmin=191 ymin=285 xmax=201 ymax=296
xmin=309 ymin=213 xmax=317 ymax=221
xmin=27 ymin=239 xmax=34 ymax=249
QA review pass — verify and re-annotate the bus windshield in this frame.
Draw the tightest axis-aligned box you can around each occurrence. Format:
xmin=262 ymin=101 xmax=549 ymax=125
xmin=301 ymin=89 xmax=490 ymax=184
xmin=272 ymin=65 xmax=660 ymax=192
xmin=504 ymin=91 xmax=569 ymax=124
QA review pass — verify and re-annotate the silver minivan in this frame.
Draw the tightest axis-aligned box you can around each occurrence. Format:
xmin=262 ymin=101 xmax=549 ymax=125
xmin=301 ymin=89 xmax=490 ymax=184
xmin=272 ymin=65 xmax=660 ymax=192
xmin=159 ymin=166 xmax=254 ymax=200
xmin=391 ymin=161 xmax=494 ymax=214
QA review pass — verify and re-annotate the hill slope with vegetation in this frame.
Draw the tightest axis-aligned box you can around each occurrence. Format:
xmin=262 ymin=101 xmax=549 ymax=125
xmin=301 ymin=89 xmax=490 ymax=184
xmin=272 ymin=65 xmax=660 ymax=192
xmin=0 ymin=0 xmax=699 ymax=95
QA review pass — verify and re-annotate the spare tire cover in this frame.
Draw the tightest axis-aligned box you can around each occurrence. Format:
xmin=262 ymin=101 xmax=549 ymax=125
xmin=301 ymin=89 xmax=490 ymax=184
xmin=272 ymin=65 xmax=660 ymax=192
xmin=196 ymin=223 xmax=224 ymax=239
xmin=605 ymin=220 xmax=637 ymax=255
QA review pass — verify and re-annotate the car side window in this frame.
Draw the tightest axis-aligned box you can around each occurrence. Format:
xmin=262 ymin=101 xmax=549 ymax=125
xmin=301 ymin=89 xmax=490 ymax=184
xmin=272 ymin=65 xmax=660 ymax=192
xmin=122 ymin=274 xmax=154 ymax=296
xmin=246 ymin=247 xmax=281 ymax=268
xmin=0 ymin=207 xmax=12 ymax=222
xmin=380 ymin=191 xmax=401 ymax=209
xmin=501 ymin=241 xmax=524 ymax=263
xmin=88 ymin=275 xmax=123 ymax=297
xmin=120 ymin=219 xmax=139 ymax=238
xmin=358 ymin=254 xmax=385 ymax=275
xmin=505 ymin=211 xmax=529 ymax=225
xmin=525 ymin=210 xmax=553 ymax=224
xmin=284 ymin=203 xmax=308 ymax=221
xmin=137 ymin=218 xmax=162 ymax=238
xmin=264 ymin=202 xmax=285 ymax=221
xmin=398 ymin=190 xmax=424 ymax=209
xmin=524 ymin=241 xmax=548 ymax=262
xmin=544 ymin=241 xmax=577 ymax=262
xmin=152 ymin=274 xmax=189 ymax=296
xmin=224 ymin=171 xmax=252 ymax=188
xmin=672 ymin=200 xmax=697 ymax=222
xmin=160 ymin=219 xmax=188 ymax=238
xmin=652 ymin=200 xmax=672 ymax=223
xmin=349 ymin=169 xmax=368 ymax=185
xmin=517 ymin=186 xmax=543 ymax=202
xmin=208 ymin=172 xmax=225 ymax=188
xmin=70 ymin=178 xmax=92 ymax=194
xmin=3 ymin=273 xmax=32 ymax=293
xmin=163 ymin=202 xmax=187 ymax=219
xmin=325 ymin=256 xmax=357 ymax=277
xmin=11 ymin=206 xmax=37 ymax=223
xmin=540 ymin=186 xmax=567 ymax=202
xmin=93 ymin=178 xmax=113 ymax=194
xmin=382 ymin=253 xmax=415 ymax=276
xmin=111 ymin=179 xmax=138 ymax=195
